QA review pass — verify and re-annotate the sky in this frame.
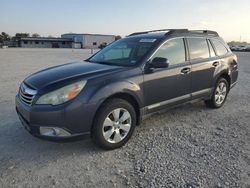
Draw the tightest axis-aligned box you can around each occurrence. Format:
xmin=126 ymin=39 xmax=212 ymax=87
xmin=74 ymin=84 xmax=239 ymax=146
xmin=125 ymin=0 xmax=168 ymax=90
xmin=0 ymin=0 xmax=250 ymax=42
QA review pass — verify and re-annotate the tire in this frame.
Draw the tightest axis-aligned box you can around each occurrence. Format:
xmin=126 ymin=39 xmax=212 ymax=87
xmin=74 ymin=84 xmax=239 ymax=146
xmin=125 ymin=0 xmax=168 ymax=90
xmin=91 ymin=98 xmax=136 ymax=150
xmin=205 ymin=77 xmax=229 ymax=108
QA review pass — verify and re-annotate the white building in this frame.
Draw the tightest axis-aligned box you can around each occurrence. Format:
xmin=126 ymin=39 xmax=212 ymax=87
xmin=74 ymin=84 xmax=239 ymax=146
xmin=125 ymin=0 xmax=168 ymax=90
xmin=61 ymin=33 xmax=115 ymax=49
xmin=18 ymin=37 xmax=73 ymax=48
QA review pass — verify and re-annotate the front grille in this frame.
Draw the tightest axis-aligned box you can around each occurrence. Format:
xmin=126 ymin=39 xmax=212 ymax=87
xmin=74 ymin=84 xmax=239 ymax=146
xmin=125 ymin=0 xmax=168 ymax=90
xmin=19 ymin=83 xmax=37 ymax=105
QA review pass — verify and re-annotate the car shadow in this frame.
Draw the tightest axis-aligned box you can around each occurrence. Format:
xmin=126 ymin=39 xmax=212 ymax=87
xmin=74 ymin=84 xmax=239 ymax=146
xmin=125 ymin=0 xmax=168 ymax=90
xmin=0 ymin=115 xmax=104 ymax=171
xmin=0 ymin=100 xmax=211 ymax=171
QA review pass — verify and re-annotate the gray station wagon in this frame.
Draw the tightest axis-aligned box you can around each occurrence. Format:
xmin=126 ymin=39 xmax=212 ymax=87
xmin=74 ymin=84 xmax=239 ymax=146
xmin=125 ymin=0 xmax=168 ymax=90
xmin=16 ymin=29 xmax=238 ymax=149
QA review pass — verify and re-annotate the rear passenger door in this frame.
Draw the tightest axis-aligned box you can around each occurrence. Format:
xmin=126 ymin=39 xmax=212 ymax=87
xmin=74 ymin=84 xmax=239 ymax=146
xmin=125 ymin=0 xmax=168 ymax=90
xmin=143 ymin=38 xmax=191 ymax=113
xmin=187 ymin=37 xmax=217 ymax=99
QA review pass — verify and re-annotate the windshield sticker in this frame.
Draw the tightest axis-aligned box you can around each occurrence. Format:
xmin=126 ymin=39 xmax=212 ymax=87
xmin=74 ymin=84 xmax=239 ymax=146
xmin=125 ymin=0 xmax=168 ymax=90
xmin=139 ymin=39 xmax=156 ymax=43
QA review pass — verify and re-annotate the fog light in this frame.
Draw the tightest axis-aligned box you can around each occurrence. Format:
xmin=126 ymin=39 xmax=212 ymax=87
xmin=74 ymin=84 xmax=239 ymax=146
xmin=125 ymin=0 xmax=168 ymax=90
xmin=39 ymin=127 xmax=71 ymax=137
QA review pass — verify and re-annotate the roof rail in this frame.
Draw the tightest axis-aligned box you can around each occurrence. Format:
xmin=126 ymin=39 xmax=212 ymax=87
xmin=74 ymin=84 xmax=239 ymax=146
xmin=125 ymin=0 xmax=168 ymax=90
xmin=189 ymin=30 xmax=219 ymax=36
xmin=128 ymin=29 xmax=189 ymax=36
xmin=128 ymin=29 xmax=219 ymax=37
xmin=128 ymin=29 xmax=171 ymax=36
xmin=167 ymin=29 xmax=189 ymax=35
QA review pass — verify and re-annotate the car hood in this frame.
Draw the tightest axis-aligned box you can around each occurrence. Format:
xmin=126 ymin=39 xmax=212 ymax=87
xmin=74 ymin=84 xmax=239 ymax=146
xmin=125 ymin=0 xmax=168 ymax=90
xmin=24 ymin=61 xmax=124 ymax=89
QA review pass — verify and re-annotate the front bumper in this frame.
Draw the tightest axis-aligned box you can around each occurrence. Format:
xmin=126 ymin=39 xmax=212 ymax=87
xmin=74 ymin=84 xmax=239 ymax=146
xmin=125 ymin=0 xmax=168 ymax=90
xmin=15 ymin=95 xmax=98 ymax=141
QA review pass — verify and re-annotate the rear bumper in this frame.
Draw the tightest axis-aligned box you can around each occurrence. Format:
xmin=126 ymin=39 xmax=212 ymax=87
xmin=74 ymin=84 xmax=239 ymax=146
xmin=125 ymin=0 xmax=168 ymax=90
xmin=15 ymin=95 xmax=98 ymax=141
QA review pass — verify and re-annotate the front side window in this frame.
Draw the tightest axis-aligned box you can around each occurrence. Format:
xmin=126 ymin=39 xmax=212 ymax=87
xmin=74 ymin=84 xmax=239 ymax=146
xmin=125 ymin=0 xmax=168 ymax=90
xmin=152 ymin=38 xmax=186 ymax=65
xmin=89 ymin=38 xmax=157 ymax=66
xmin=187 ymin=38 xmax=209 ymax=60
xmin=211 ymin=39 xmax=228 ymax=56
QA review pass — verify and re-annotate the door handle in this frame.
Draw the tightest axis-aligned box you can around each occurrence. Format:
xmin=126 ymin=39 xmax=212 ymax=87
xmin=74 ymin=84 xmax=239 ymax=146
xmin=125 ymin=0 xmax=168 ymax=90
xmin=212 ymin=61 xmax=219 ymax=67
xmin=181 ymin=67 xmax=191 ymax=74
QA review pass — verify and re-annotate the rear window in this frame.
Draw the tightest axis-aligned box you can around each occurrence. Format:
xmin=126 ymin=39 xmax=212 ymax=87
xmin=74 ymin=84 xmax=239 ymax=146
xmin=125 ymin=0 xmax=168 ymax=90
xmin=187 ymin=38 xmax=210 ymax=60
xmin=211 ymin=39 xmax=228 ymax=56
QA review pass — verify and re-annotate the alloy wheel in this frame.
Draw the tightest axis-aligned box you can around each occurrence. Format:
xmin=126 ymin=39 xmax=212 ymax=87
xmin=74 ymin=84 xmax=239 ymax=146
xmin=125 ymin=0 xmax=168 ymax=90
xmin=215 ymin=82 xmax=227 ymax=105
xmin=102 ymin=108 xmax=132 ymax=143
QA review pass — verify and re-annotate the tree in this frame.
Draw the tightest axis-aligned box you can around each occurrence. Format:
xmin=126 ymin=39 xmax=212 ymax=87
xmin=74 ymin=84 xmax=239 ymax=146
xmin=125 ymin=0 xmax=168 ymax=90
xmin=1 ymin=32 xmax=11 ymax=41
xmin=115 ymin=35 xmax=122 ymax=41
xmin=15 ymin=33 xmax=30 ymax=38
xmin=0 ymin=35 xmax=3 ymax=44
xmin=228 ymin=41 xmax=249 ymax=46
xmin=32 ymin=33 xmax=40 ymax=37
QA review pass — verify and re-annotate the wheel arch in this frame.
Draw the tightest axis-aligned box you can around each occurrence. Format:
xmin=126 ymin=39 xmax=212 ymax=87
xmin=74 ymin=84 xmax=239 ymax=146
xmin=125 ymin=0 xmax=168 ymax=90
xmin=91 ymin=92 xmax=143 ymax=132
xmin=216 ymin=71 xmax=231 ymax=89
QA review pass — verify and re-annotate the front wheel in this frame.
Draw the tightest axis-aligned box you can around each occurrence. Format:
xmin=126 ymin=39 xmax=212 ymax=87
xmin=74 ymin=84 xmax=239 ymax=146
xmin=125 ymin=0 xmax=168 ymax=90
xmin=205 ymin=77 xmax=229 ymax=108
xmin=91 ymin=98 xmax=136 ymax=150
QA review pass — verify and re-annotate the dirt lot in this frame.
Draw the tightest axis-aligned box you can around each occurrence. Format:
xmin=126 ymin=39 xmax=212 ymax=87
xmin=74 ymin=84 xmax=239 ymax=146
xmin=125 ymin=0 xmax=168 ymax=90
xmin=0 ymin=48 xmax=249 ymax=188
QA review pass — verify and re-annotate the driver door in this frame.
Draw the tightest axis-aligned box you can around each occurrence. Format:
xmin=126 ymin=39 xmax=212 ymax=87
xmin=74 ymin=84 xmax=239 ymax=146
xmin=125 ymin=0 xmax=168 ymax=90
xmin=143 ymin=38 xmax=191 ymax=113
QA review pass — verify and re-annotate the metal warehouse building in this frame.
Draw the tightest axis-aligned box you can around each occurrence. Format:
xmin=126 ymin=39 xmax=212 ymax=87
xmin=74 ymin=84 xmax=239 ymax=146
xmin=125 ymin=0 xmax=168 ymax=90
xmin=17 ymin=37 xmax=73 ymax=48
xmin=61 ymin=33 xmax=115 ymax=49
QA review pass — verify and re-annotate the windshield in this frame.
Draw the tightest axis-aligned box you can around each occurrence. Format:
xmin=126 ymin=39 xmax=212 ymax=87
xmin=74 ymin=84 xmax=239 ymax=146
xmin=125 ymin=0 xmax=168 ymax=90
xmin=88 ymin=38 xmax=157 ymax=66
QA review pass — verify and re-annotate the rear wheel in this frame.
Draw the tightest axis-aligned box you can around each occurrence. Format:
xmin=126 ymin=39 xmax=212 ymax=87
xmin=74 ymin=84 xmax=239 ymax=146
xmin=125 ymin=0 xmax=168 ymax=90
xmin=205 ymin=77 xmax=229 ymax=108
xmin=91 ymin=98 xmax=136 ymax=150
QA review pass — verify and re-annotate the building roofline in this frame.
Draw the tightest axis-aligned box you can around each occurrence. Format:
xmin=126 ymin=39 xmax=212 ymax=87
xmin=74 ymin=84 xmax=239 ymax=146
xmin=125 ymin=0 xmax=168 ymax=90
xmin=19 ymin=37 xmax=73 ymax=42
xmin=61 ymin=33 xmax=115 ymax=37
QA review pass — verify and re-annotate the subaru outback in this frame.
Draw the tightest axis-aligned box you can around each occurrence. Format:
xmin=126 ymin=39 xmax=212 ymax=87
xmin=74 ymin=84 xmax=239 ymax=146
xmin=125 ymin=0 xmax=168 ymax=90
xmin=16 ymin=29 xmax=238 ymax=149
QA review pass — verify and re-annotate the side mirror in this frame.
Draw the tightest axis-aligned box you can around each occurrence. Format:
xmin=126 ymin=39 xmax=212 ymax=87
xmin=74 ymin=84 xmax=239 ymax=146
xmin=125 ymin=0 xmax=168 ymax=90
xmin=151 ymin=57 xmax=169 ymax=68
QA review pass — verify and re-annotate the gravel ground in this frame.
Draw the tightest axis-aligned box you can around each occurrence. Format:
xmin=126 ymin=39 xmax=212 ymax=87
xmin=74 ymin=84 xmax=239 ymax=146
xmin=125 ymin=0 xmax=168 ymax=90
xmin=0 ymin=48 xmax=249 ymax=188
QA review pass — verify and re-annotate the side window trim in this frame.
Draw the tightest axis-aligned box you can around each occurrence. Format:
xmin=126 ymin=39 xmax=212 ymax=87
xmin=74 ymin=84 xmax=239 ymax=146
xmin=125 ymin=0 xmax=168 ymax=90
xmin=209 ymin=39 xmax=219 ymax=56
xmin=184 ymin=37 xmax=190 ymax=61
xmin=183 ymin=38 xmax=189 ymax=62
xmin=207 ymin=39 xmax=216 ymax=58
xmin=148 ymin=37 xmax=188 ymax=66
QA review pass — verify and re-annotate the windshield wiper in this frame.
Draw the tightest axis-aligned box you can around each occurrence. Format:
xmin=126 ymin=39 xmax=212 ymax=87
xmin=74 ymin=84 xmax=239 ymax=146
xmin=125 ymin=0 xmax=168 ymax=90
xmin=88 ymin=60 xmax=130 ymax=67
xmin=85 ymin=59 xmax=105 ymax=64
xmin=92 ymin=61 xmax=114 ymax=65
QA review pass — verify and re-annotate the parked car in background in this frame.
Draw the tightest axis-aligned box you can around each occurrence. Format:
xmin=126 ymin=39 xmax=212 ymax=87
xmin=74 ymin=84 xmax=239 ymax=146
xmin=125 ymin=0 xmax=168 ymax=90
xmin=245 ymin=46 xmax=250 ymax=52
xmin=16 ymin=29 xmax=238 ymax=149
xmin=98 ymin=42 xmax=107 ymax=49
xmin=237 ymin=45 xmax=247 ymax=51
xmin=230 ymin=46 xmax=237 ymax=51
xmin=230 ymin=45 xmax=250 ymax=52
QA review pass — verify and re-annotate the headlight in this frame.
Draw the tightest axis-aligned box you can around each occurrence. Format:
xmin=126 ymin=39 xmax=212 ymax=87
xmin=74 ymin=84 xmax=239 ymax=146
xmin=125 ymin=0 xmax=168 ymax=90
xmin=36 ymin=80 xmax=87 ymax=105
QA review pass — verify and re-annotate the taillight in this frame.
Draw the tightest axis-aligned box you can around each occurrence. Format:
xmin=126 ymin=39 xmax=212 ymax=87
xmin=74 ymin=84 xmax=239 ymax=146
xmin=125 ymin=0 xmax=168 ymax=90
xmin=234 ymin=54 xmax=238 ymax=62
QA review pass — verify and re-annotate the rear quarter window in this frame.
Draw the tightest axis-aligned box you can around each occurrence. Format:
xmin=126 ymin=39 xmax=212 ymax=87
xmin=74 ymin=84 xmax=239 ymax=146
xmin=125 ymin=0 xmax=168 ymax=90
xmin=211 ymin=39 xmax=228 ymax=56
